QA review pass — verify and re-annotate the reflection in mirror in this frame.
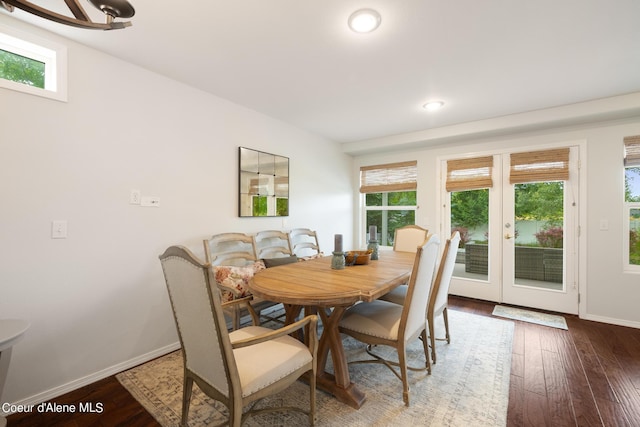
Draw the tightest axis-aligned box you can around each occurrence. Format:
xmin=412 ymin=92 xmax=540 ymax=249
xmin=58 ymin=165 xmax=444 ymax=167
xmin=239 ymin=147 xmax=289 ymax=217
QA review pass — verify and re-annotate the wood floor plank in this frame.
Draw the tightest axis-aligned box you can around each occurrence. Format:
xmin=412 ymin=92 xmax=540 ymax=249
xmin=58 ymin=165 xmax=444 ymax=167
xmin=523 ymin=389 xmax=551 ymax=426
xmin=542 ymin=349 xmax=575 ymax=427
xmin=508 ymin=374 xmax=525 ymax=427
xmin=523 ymin=323 xmax=547 ymax=396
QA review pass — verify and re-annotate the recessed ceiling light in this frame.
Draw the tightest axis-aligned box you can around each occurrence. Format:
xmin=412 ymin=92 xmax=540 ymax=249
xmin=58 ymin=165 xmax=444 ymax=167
xmin=348 ymin=9 xmax=381 ymax=33
xmin=423 ymin=101 xmax=445 ymax=111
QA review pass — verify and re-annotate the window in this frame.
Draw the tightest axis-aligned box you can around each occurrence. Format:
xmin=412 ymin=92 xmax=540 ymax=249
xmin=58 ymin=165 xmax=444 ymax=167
xmin=360 ymin=161 xmax=417 ymax=246
xmin=0 ymin=24 xmax=67 ymax=101
xmin=624 ymin=136 xmax=640 ymax=271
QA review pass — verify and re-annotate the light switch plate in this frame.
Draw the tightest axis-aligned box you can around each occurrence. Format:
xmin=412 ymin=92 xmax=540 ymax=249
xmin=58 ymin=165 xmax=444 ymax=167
xmin=51 ymin=220 xmax=67 ymax=239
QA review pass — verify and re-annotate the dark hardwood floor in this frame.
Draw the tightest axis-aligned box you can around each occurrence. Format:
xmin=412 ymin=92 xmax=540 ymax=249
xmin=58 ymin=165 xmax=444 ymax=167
xmin=8 ymin=296 xmax=640 ymax=426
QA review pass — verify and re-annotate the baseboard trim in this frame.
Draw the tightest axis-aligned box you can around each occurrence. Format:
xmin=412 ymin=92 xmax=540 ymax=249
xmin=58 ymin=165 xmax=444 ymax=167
xmin=1 ymin=341 xmax=180 ymax=416
xmin=581 ymin=313 xmax=640 ymax=329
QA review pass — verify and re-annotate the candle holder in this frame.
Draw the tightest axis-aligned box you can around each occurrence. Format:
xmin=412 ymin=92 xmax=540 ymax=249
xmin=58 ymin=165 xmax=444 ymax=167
xmin=331 ymin=251 xmax=345 ymax=270
xmin=367 ymin=239 xmax=379 ymax=260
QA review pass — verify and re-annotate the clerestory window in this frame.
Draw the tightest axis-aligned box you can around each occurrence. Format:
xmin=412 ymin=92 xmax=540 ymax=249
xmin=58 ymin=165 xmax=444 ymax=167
xmin=0 ymin=24 xmax=67 ymax=101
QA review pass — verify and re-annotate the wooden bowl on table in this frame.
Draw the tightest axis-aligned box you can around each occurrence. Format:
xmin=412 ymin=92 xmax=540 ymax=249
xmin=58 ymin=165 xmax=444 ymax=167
xmin=344 ymin=250 xmax=373 ymax=266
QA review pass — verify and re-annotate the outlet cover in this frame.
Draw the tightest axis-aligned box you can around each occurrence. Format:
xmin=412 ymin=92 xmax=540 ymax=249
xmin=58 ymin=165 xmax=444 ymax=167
xmin=130 ymin=189 xmax=141 ymax=205
xmin=141 ymin=196 xmax=160 ymax=207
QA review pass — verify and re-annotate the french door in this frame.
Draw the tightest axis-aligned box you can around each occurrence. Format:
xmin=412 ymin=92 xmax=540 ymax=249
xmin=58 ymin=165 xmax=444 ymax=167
xmin=443 ymin=146 xmax=580 ymax=314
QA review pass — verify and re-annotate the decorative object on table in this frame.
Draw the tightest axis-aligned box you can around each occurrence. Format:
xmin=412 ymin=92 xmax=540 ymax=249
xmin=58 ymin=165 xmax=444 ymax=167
xmin=117 ymin=309 xmax=513 ymax=427
xmin=331 ymin=251 xmax=345 ymax=270
xmin=332 ymin=234 xmax=345 ymax=269
xmin=367 ymin=225 xmax=379 ymax=260
xmin=344 ymin=250 xmax=372 ymax=266
xmin=0 ymin=0 xmax=135 ymax=30
xmin=238 ymin=147 xmax=289 ymax=217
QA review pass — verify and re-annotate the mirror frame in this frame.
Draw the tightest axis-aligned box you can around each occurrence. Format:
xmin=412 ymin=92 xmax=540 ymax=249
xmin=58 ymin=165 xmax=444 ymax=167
xmin=238 ymin=147 xmax=289 ymax=217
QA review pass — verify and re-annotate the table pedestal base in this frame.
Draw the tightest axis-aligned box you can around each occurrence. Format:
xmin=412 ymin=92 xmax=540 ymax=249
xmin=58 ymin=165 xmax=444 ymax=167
xmin=316 ymin=372 xmax=366 ymax=409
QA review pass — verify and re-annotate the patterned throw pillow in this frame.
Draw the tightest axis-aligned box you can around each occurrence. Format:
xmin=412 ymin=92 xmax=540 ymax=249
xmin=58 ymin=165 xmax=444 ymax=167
xmin=212 ymin=261 xmax=266 ymax=302
xmin=299 ymin=252 xmax=325 ymax=261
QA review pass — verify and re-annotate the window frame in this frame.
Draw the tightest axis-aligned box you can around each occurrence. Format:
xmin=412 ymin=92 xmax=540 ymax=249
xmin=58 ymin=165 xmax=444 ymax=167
xmin=623 ymin=137 xmax=640 ymax=273
xmin=0 ymin=23 xmax=67 ymax=102
xmin=623 ymin=203 xmax=640 ymax=273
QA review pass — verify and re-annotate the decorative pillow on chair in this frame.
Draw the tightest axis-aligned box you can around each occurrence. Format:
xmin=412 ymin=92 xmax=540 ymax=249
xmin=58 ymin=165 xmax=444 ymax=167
xmin=299 ymin=252 xmax=324 ymax=261
xmin=262 ymin=255 xmax=298 ymax=268
xmin=213 ymin=261 xmax=266 ymax=302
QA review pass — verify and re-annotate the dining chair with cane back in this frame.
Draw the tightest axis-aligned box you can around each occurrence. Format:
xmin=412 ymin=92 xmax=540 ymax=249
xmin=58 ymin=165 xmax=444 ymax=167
xmin=379 ymin=231 xmax=461 ymax=364
xmin=338 ymin=234 xmax=440 ymax=406
xmin=393 ymin=225 xmax=429 ymax=253
xmin=159 ymin=245 xmax=318 ymax=427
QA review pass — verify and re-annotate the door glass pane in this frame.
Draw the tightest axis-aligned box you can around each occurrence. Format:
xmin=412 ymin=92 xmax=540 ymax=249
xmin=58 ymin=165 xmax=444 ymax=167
xmin=513 ymin=182 xmax=564 ymax=290
xmin=451 ymin=189 xmax=489 ymax=281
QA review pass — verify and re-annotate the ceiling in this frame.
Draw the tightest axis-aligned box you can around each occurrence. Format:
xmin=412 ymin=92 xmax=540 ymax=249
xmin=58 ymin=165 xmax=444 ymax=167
xmin=3 ymin=1 xmax=640 ymax=145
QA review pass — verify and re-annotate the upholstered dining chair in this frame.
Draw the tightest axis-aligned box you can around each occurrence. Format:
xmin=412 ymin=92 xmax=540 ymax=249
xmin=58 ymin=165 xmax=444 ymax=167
xmin=393 ymin=225 xmax=429 ymax=253
xmin=159 ymin=245 xmax=318 ymax=427
xmin=380 ymin=231 xmax=461 ymax=364
xmin=338 ymin=234 xmax=440 ymax=406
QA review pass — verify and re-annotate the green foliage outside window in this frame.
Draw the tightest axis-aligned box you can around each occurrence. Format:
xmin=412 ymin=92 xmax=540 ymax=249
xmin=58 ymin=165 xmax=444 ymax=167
xmin=0 ymin=49 xmax=45 ymax=88
xmin=625 ymin=167 xmax=640 ymax=202
xmin=515 ymin=182 xmax=564 ymax=226
xmin=450 ymin=189 xmax=489 ymax=229
xmin=366 ymin=191 xmax=416 ymax=245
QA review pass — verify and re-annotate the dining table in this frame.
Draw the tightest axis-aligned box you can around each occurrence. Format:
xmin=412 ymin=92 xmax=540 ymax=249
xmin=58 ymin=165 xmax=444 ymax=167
xmin=249 ymin=250 xmax=416 ymax=409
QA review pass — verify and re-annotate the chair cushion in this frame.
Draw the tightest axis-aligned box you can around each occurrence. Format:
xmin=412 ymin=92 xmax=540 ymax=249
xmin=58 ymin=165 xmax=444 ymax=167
xmin=339 ymin=300 xmax=404 ymax=341
xmin=230 ymin=326 xmax=313 ymax=397
xmin=378 ymin=284 xmax=407 ymax=306
xmin=262 ymin=255 xmax=298 ymax=268
xmin=213 ymin=261 xmax=266 ymax=302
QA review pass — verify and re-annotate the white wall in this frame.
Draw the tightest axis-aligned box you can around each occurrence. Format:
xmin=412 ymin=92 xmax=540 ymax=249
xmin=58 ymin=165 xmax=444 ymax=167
xmin=0 ymin=19 xmax=353 ymax=407
xmin=353 ymin=118 xmax=640 ymax=327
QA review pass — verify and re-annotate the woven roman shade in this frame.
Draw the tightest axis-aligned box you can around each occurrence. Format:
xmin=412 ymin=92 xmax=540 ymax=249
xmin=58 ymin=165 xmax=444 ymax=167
xmin=359 ymin=161 xmax=417 ymax=193
xmin=446 ymin=156 xmax=493 ymax=192
xmin=624 ymin=135 xmax=640 ymax=167
xmin=510 ymin=148 xmax=570 ymax=184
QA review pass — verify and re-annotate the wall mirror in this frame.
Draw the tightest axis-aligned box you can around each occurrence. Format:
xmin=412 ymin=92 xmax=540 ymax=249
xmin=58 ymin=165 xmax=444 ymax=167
xmin=239 ymin=147 xmax=289 ymax=217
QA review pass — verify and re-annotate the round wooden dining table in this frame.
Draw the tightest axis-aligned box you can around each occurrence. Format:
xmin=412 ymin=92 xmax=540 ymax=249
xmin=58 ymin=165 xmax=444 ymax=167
xmin=249 ymin=250 xmax=415 ymax=409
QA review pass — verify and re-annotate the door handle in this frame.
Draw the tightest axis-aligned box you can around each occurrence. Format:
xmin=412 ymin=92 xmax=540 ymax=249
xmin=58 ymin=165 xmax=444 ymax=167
xmin=504 ymin=233 xmax=513 ymax=240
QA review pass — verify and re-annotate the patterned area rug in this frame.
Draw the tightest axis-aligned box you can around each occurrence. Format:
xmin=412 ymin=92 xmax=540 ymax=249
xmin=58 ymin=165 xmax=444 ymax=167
xmin=492 ymin=305 xmax=568 ymax=330
xmin=117 ymin=310 xmax=513 ymax=426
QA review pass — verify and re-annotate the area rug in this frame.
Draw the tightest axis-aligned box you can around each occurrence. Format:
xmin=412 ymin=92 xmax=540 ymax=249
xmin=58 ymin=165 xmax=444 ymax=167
xmin=492 ymin=305 xmax=568 ymax=330
xmin=117 ymin=310 xmax=513 ymax=426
